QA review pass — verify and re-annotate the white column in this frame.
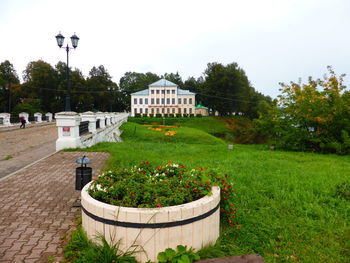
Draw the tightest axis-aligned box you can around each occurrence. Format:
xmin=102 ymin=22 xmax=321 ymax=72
xmin=96 ymin=112 xmax=106 ymax=129
xmin=55 ymin=112 xmax=81 ymax=151
xmin=19 ymin=112 xmax=29 ymax=124
xmin=105 ymin=113 xmax=111 ymax=126
xmin=0 ymin=113 xmax=11 ymax=126
xmin=45 ymin=112 xmax=53 ymax=122
xmin=81 ymin=111 xmax=97 ymax=133
xmin=34 ymin=112 xmax=42 ymax=123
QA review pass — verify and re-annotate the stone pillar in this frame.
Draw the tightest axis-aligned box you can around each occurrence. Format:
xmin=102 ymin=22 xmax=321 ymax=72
xmin=105 ymin=113 xmax=111 ymax=126
xmin=81 ymin=111 xmax=97 ymax=133
xmin=96 ymin=112 xmax=106 ymax=129
xmin=45 ymin=112 xmax=53 ymax=122
xmin=0 ymin=113 xmax=11 ymax=126
xmin=55 ymin=112 xmax=81 ymax=151
xmin=110 ymin=113 xmax=115 ymax=124
xmin=34 ymin=112 xmax=42 ymax=123
xmin=19 ymin=112 xmax=29 ymax=124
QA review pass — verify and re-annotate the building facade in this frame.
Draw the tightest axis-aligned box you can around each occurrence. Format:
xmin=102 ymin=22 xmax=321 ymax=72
xmin=130 ymin=79 xmax=196 ymax=117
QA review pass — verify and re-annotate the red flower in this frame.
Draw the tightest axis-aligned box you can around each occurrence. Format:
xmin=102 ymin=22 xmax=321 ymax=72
xmin=185 ymin=185 xmax=190 ymax=188
xmin=199 ymin=168 xmax=203 ymax=171
xmin=157 ymin=203 xmax=161 ymax=208
xmin=193 ymin=188 xmax=198 ymax=192
xmin=145 ymin=161 xmax=149 ymax=165
xmin=180 ymin=165 xmax=185 ymax=168
xmin=220 ymin=209 xmax=225 ymax=213
xmin=223 ymin=197 xmax=228 ymax=200
xmin=130 ymin=193 xmax=134 ymax=197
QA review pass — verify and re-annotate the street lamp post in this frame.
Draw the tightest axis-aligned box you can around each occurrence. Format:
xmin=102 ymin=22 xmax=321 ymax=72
xmin=55 ymin=32 xmax=79 ymax=112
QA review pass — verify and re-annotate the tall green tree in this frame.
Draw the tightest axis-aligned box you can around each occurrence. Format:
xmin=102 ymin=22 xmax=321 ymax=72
xmin=201 ymin=62 xmax=270 ymax=117
xmin=0 ymin=60 xmax=20 ymax=113
xmin=86 ymin=65 xmax=116 ymax=112
xmin=22 ymin=60 xmax=59 ymax=113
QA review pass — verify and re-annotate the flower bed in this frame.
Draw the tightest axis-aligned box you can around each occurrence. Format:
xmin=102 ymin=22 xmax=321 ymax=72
xmin=82 ymin=162 xmax=235 ymax=262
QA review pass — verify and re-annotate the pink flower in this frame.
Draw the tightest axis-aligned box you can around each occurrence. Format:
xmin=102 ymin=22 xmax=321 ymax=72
xmin=157 ymin=203 xmax=161 ymax=208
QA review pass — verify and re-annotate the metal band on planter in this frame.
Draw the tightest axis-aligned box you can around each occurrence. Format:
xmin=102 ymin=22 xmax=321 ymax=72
xmin=81 ymin=202 xmax=220 ymax=229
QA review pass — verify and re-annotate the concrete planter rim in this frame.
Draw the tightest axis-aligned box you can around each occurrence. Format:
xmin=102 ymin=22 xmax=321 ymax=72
xmin=82 ymin=182 xmax=220 ymax=212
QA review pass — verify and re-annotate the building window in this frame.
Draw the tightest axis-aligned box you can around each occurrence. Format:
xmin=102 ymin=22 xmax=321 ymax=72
xmin=156 ymin=90 xmax=160 ymax=94
xmin=145 ymin=98 xmax=148 ymax=104
xmin=156 ymin=108 xmax=159 ymax=113
xmin=134 ymin=98 xmax=137 ymax=104
xmin=172 ymin=98 xmax=175 ymax=104
xmin=145 ymin=108 xmax=148 ymax=114
xmin=151 ymin=98 xmax=154 ymax=104
xmin=139 ymin=98 xmax=143 ymax=104
xmin=161 ymin=89 xmax=165 ymax=94
xmin=162 ymin=108 xmax=164 ymax=113
xmin=184 ymin=108 xmax=187 ymax=114
xmin=189 ymin=98 xmax=192 ymax=104
xmin=167 ymin=108 xmax=170 ymax=113
xmin=178 ymin=98 xmax=181 ymax=104
xmin=172 ymin=90 xmax=175 ymax=94
xmin=134 ymin=108 xmax=137 ymax=115
xmin=140 ymin=108 xmax=143 ymax=114
xmin=166 ymin=98 xmax=170 ymax=104
xmin=151 ymin=108 xmax=154 ymax=114
xmin=184 ymin=98 xmax=187 ymax=104
xmin=161 ymin=98 xmax=165 ymax=104
xmin=172 ymin=108 xmax=175 ymax=113
xmin=178 ymin=108 xmax=181 ymax=113
xmin=189 ymin=108 xmax=192 ymax=114
xmin=151 ymin=90 xmax=154 ymax=94
xmin=156 ymin=98 xmax=160 ymax=104
xmin=167 ymin=90 xmax=170 ymax=94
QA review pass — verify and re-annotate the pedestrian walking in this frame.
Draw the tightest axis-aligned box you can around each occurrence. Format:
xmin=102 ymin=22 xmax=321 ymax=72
xmin=20 ymin=116 xmax=26 ymax=128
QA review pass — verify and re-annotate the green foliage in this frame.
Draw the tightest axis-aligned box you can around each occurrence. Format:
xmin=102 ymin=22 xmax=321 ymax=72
xmin=12 ymin=98 xmax=43 ymax=115
xmin=257 ymin=66 xmax=350 ymax=154
xmin=157 ymin=245 xmax=200 ymax=263
xmin=63 ymin=226 xmax=138 ymax=263
xmin=201 ymin=62 xmax=271 ymax=117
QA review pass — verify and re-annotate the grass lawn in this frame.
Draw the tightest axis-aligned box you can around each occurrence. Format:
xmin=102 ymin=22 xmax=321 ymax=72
xmin=82 ymin=120 xmax=349 ymax=263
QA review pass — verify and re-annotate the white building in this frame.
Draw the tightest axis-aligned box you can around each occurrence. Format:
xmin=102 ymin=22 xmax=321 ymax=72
xmin=130 ymin=79 xmax=196 ymax=117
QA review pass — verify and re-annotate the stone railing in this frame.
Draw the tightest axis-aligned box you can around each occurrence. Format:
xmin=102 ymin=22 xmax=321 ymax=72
xmin=55 ymin=111 xmax=128 ymax=151
xmin=0 ymin=112 xmax=54 ymax=126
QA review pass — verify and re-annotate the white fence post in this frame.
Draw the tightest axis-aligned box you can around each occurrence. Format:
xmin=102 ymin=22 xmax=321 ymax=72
xmin=34 ymin=112 xmax=42 ymax=123
xmin=81 ymin=111 xmax=97 ymax=133
xmin=55 ymin=112 xmax=81 ymax=151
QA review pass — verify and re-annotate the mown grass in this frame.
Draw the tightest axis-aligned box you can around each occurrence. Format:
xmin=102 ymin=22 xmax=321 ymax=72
xmin=82 ymin=121 xmax=349 ymax=263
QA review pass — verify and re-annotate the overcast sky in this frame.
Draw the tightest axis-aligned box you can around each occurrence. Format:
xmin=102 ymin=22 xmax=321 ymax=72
xmin=1 ymin=0 xmax=349 ymax=98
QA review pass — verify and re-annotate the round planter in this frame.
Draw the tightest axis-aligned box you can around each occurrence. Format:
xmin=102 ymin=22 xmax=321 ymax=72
xmin=81 ymin=182 xmax=220 ymax=263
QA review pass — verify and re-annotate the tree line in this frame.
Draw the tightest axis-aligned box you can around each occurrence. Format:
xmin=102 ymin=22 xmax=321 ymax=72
xmin=0 ymin=60 xmax=271 ymax=118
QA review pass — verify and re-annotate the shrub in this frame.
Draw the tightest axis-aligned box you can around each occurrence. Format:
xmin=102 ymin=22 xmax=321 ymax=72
xmin=157 ymin=245 xmax=200 ymax=263
xmin=134 ymin=113 xmax=141 ymax=117
xmin=176 ymin=114 xmax=182 ymax=118
xmin=196 ymin=114 xmax=202 ymax=118
xmin=89 ymin=162 xmax=236 ymax=225
xmin=256 ymin=66 xmax=350 ymax=154
xmin=156 ymin=113 xmax=162 ymax=117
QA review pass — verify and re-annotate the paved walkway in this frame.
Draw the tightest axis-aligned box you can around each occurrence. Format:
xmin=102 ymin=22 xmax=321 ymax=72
xmin=0 ymin=123 xmax=57 ymax=178
xmin=0 ymin=151 xmax=110 ymax=263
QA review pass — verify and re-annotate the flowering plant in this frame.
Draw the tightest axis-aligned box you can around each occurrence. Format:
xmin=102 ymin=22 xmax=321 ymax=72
xmin=88 ymin=162 xmax=237 ymax=226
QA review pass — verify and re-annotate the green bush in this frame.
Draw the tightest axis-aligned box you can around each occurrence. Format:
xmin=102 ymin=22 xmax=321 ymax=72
xmin=256 ymin=66 xmax=350 ymax=154
xmin=157 ymin=245 xmax=200 ymax=263
xmin=156 ymin=113 xmax=162 ymax=117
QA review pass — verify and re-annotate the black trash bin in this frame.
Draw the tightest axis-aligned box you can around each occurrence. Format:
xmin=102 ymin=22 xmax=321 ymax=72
xmin=75 ymin=156 xmax=92 ymax=190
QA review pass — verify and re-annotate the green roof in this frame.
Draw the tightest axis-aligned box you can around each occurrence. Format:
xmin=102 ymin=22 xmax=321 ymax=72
xmin=195 ymin=104 xmax=208 ymax=109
